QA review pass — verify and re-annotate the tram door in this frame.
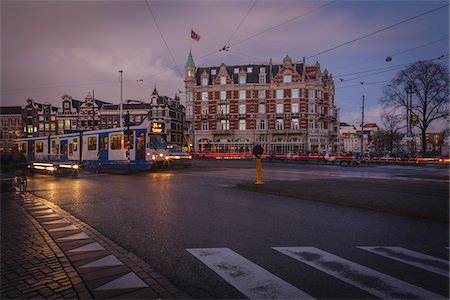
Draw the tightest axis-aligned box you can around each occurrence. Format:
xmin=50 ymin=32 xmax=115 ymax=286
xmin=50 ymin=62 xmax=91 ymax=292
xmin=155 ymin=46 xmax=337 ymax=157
xmin=99 ymin=133 xmax=109 ymax=163
xmin=60 ymin=140 xmax=68 ymax=161
xmin=135 ymin=130 xmax=146 ymax=162
xmin=28 ymin=141 xmax=35 ymax=161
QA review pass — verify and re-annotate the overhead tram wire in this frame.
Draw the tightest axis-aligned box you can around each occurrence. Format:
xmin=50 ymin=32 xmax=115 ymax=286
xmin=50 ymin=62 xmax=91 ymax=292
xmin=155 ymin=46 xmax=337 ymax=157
xmin=227 ymin=0 xmax=338 ymax=49
xmin=303 ymin=3 xmax=449 ymax=61
xmin=221 ymin=0 xmax=258 ymax=52
xmin=144 ymin=0 xmax=183 ymax=78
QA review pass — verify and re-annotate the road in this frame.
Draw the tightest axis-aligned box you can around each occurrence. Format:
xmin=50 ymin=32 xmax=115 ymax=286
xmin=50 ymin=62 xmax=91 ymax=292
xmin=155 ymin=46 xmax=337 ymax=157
xmin=25 ymin=160 xmax=449 ymax=299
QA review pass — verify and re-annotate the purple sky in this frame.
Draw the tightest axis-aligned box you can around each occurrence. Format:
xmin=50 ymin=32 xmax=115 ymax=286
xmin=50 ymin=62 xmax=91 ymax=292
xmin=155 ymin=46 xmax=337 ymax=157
xmin=1 ymin=0 xmax=449 ymax=130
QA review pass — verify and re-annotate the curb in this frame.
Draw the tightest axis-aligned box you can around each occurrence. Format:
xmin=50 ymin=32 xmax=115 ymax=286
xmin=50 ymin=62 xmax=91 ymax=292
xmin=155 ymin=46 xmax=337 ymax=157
xmin=16 ymin=192 xmax=191 ymax=299
xmin=235 ymin=183 xmax=448 ymax=223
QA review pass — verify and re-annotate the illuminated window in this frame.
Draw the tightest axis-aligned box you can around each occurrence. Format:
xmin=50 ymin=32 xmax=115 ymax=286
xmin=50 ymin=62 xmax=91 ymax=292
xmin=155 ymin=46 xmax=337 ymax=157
xmin=292 ymin=103 xmax=299 ymax=113
xmin=87 ymin=136 xmax=97 ymax=151
xmin=220 ymin=76 xmax=226 ymax=84
xmin=110 ymin=134 xmax=122 ymax=150
xmin=36 ymin=141 xmax=44 ymax=153
xmin=124 ymin=134 xmax=134 ymax=150
xmin=283 ymin=75 xmax=292 ymax=83
xmin=292 ymin=88 xmax=299 ymax=98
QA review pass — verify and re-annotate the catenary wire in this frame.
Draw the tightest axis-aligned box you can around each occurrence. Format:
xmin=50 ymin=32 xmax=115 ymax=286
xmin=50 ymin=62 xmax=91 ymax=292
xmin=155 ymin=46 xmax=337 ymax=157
xmin=223 ymin=0 xmax=258 ymax=48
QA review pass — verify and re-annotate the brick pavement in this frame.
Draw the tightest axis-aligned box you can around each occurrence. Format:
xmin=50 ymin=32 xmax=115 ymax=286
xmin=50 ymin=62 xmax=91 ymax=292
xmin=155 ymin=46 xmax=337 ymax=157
xmin=1 ymin=192 xmax=190 ymax=299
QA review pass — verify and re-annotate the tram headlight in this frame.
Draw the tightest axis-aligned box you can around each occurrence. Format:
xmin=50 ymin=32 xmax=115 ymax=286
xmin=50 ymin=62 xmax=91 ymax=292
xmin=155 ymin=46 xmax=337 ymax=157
xmin=152 ymin=155 xmax=156 ymax=160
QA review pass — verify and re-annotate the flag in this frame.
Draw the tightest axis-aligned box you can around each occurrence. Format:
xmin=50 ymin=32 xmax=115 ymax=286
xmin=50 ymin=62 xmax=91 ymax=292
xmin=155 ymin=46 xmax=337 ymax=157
xmin=191 ymin=29 xmax=200 ymax=42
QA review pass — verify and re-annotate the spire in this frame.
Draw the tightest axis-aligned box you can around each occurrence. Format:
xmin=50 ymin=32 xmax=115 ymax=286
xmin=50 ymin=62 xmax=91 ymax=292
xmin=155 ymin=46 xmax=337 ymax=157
xmin=186 ymin=50 xmax=195 ymax=68
xmin=152 ymin=86 xmax=159 ymax=96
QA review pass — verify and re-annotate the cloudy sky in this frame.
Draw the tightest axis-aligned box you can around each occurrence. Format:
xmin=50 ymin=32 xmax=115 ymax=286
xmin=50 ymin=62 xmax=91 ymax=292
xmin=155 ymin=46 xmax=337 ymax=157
xmin=1 ymin=0 xmax=449 ymax=130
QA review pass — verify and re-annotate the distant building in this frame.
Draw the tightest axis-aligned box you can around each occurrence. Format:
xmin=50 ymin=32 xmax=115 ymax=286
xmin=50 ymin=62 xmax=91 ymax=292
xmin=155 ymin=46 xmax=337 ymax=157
xmin=22 ymin=98 xmax=59 ymax=137
xmin=184 ymin=51 xmax=338 ymax=154
xmin=339 ymin=122 xmax=378 ymax=154
xmin=0 ymin=106 xmax=23 ymax=152
xmin=56 ymin=94 xmax=81 ymax=134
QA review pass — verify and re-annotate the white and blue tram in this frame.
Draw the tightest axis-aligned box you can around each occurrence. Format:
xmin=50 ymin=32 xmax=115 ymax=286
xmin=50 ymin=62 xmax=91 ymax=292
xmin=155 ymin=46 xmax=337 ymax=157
xmin=14 ymin=121 xmax=168 ymax=172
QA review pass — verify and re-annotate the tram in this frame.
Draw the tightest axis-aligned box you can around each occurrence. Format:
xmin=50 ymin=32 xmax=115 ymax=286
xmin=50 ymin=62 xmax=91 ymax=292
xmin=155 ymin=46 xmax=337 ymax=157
xmin=13 ymin=121 xmax=168 ymax=172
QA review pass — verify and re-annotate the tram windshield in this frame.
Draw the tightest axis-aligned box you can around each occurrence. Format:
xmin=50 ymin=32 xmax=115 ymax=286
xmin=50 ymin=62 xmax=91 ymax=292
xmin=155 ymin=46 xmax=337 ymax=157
xmin=148 ymin=134 xmax=166 ymax=149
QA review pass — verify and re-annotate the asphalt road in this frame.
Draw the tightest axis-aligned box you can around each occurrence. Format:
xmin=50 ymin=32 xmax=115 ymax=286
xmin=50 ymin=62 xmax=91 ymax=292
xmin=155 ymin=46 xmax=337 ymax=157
xmin=25 ymin=160 xmax=449 ymax=299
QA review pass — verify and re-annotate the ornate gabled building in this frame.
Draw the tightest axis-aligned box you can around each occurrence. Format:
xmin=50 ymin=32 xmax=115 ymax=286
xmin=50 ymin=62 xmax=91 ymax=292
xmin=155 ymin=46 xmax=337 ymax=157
xmin=56 ymin=94 xmax=80 ymax=134
xmin=184 ymin=51 xmax=338 ymax=154
xmin=0 ymin=106 xmax=23 ymax=151
xmin=22 ymin=98 xmax=59 ymax=137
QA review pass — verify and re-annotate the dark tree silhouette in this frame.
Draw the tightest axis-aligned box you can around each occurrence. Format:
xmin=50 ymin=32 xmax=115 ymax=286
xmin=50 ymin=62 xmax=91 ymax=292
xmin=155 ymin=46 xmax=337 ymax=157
xmin=381 ymin=61 xmax=449 ymax=152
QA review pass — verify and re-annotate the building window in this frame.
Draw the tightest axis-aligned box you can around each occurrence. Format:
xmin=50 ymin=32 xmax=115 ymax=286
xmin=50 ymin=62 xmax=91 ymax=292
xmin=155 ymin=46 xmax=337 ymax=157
xmin=292 ymin=88 xmax=299 ymax=98
xmin=239 ymin=90 xmax=246 ymax=100
xmin=201 ymin=121 xmax=208 ymax=130
xmin=220 ymin=91 xmax=226 ymax=100
xmin=36 ymin=141 xmax=44 ymax=153
xmin=258 ymin=119 xmax=266 ymax=130
xmin=309 ymin=118 xmax=314 ymax=129
xmin=202 ymin=92 xmax=208 ymax=101
xmin=258 ymin=104 xmax=265 ymax=114
xmin=292 ymin=103 xmax=299 ymax=113
xmin=276 ymin=89 xmax=283 ymax=99
xmin=260 ymin=67 xmax=265 ymax=73
xmin=220 ymin=76 xmax=226 ymax=85
xmin=39 ymin=116 xmax=44 ymax=121
xmin=50 ymin=123 xmax=55 ymax=131
xmin=234 ymin=67 xmax=239 ymax=74
xmin=309 ymin=103 xmax=315 ymax=113
xmin=39 ymin=123 xmax=44 ymax=130
xmin=239 ymin=104 xmax=246 ymax=114
xmin=73 ymin=138 xmax=78 ymax=151
xmin=283 ymin=74 xmax=292 ymax=83
xmin=201 ymin=77 xmax=208 ymax=86
xmin=211 ymin=69 xmax=216 ymax=75
xmin=247 ymin=67 xmax=252 ymax=73
xmin=292 ymin=118 xmax=299 ymax=130
xmin=276 ymin=104 xmax=283 ymax=114
xmin=65 ymin=120 xmax=70 ymax=128
xmin=309 ymin=89 xmax=315 ymax=99
xmin=218 ymin=104 xmax=229 ymax=114
xmin=259 ymin=76 xmax=266 ymax=84
xmin=318 ymin=90 xmax=322 ymax=100
xmin=239 ymin=119 xmax=246 ymax=130
xmin=258 ymin=90 xmax=265 ymax=100
xmin=239 ymin=75 xmax=246 ymax=84
xmin=276 ymin=119 xmax=283 ymax=130
xmin=219 ymin=120 xmax=229 ymax=131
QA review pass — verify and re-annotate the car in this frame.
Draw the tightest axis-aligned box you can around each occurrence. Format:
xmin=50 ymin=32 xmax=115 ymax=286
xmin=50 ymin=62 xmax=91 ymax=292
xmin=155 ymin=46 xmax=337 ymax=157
xmin=166 ymin=144 xmax=192 ymax=167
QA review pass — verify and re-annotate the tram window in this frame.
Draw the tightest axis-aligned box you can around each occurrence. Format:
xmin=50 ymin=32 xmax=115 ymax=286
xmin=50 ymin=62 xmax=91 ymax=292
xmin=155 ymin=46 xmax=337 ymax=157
xmin=148 ymin=134 xmax=166 ymax=149
xmin=88 ymin=137 xmax=97 ymax=151
xmin=100 ymin=136 xmax=108 ymax=150
xmin=73 ymin=138 xmax=78 ymax=151
xmin=51 ymin=141 xmax=56 ymax=153
xmin=36 ymin=141 xmax=44 ymax=153
xmin=110 ymin=134 xmax=122 ymax=150
xmin=19 ymin=143 xmax=27 ymax=153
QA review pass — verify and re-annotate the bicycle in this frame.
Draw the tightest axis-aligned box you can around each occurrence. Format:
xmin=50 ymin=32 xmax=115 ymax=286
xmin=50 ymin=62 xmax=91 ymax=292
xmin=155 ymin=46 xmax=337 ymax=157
xmin=14 ymin=173 xmax=27 ymax=193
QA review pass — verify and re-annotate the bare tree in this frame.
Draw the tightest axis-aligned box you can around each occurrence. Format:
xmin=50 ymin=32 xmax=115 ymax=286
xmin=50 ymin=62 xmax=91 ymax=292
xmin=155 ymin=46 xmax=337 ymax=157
xmin=381 ymin=60 xmax=449 ymax=152
xmin=374 ymin=109 xmax=404 ymax=153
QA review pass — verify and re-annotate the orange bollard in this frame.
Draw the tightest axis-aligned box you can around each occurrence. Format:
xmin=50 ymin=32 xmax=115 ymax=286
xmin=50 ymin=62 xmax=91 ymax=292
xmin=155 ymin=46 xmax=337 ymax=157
xmin=255 ymin=157 xmax=263 ymax=184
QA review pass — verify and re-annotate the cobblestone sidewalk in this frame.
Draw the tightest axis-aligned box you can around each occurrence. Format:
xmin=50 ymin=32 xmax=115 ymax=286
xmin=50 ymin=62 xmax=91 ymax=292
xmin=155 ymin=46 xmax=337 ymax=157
xmin=1 ymin=192 xmax=190 ymax=299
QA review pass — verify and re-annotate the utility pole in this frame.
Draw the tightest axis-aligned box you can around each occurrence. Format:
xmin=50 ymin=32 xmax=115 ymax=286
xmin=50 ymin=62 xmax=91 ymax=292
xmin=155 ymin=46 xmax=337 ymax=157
xmin=361 ymin=95 xmax=365 ymax=155
xmin=119 ymin=70 xmax=123 ymax=127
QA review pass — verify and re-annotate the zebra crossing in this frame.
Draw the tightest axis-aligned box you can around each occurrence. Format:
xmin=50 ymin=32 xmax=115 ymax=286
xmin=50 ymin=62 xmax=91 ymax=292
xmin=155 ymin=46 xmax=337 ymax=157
xmin=187 ymin=246 xmax=449 ymax=299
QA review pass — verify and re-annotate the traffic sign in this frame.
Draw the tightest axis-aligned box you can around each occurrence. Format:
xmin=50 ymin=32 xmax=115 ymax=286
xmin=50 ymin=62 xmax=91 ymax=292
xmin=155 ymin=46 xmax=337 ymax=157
xmin=252 ymin=145 xmax=264 ymax=158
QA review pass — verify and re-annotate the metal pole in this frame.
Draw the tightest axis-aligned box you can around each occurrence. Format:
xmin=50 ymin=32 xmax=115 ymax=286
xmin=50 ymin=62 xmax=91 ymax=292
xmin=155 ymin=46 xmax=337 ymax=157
xmin=361 ymin=95 xmax=365 ymax=155
xmin=119 ymin=70 xmax=123 ymax=127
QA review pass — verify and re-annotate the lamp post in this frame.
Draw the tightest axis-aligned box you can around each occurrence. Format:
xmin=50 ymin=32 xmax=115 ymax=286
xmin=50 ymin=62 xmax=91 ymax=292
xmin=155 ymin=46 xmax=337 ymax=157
xmin=405 ymin=85 xmax=417 ymax=154
xmin=119 ymin=70 xmax=123 ymax=127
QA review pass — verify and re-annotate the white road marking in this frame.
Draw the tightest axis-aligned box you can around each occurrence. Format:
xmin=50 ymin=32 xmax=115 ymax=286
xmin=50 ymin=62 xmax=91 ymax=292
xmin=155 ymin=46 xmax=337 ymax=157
xmin=57 ymin=232 xmax=90 ymax=241
xmin=94 ymin=272 xmax=148 ymax=291
xmin=273 ymin=247 xmax=445 ymax=299
xmin=187 ymin=248 xmax=314 ymax=299
xmin=79 ymin=254 xmax=123 ymax=268
xmin=48 ymin=225 xmax=79 ymax=232
xmin=42 ymin=218 xmax=71 ymax=225
xmin=359 ymin=246 xmax=449 ymax=277
xmin=68 ymin=242 xmax=105 ymax=253
xmin=29 ymin=209 xmax=54 ymax=215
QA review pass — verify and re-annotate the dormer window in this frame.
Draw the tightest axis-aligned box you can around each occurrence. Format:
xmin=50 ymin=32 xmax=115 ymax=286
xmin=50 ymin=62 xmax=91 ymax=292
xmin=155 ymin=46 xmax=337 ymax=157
xmin=234 ymin=68 xmax=239 ymax=74
xmin=283 ymin=74 xmax=292 ymax=83
xmin=239 ymin=75 xmax=246 ymax=84
xmin=201 ymin=77 xmax=208 ymax=86
xmin=247 ymin=67 xmax=252 ymax=73
xmin=211 ymin=69 xmax=216 ymax=75
xmin=260 ymin=67 xmax=266 ymax=73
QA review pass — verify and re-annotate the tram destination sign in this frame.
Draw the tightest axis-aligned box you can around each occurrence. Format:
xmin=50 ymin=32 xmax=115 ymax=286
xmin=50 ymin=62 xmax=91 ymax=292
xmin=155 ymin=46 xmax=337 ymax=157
xmin=151 ymin=122 xmax=165 ymax=133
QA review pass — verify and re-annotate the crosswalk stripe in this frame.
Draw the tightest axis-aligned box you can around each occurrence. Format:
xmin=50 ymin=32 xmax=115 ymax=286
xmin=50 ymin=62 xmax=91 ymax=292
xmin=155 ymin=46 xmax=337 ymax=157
xmin=273 ymin=247 xmax=445 ymax=299
xmin=79 ymin=254 xmax=123 ymax=268
xmin=68 ymin=242 xmax=105 ymax=253
xmin=187 ymin=248 xmax=314 ymax=299
xmin=359 ymin=246 xmax=449 ymax=277
xmin=48 ymin=225 xmax=79 ymax=232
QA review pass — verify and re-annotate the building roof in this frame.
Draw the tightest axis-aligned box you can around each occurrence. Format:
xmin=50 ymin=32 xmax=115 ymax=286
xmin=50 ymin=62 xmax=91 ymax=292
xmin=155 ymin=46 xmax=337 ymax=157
xmin=0 ymin=106 xmax=22 ymax=115
xmin=363 ymin=123 xmax=379 ymax=128
xmin=195 ymin=62 xmax=303 ymax=85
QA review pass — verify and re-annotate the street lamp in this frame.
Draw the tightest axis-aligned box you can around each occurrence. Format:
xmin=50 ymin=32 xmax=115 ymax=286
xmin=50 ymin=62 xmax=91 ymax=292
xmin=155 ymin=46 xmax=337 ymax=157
xmin=119 ymin=70 xmax=123 ymax=127
xmin=405 ymin=85 xmax=417 ymax=154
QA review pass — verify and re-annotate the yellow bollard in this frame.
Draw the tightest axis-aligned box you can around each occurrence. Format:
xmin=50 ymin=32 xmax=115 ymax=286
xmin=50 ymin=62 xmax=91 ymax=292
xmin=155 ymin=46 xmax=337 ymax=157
xmin=255 ymin=157 xmax=263 ymax=184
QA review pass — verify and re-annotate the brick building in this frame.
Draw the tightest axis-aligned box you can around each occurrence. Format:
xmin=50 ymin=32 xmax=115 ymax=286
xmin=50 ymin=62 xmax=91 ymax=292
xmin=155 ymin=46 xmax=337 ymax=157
xmin=184 ymin=51 xmax=338 ymax=154
xmin=0 ymin=106 xmax=23 ymax=151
